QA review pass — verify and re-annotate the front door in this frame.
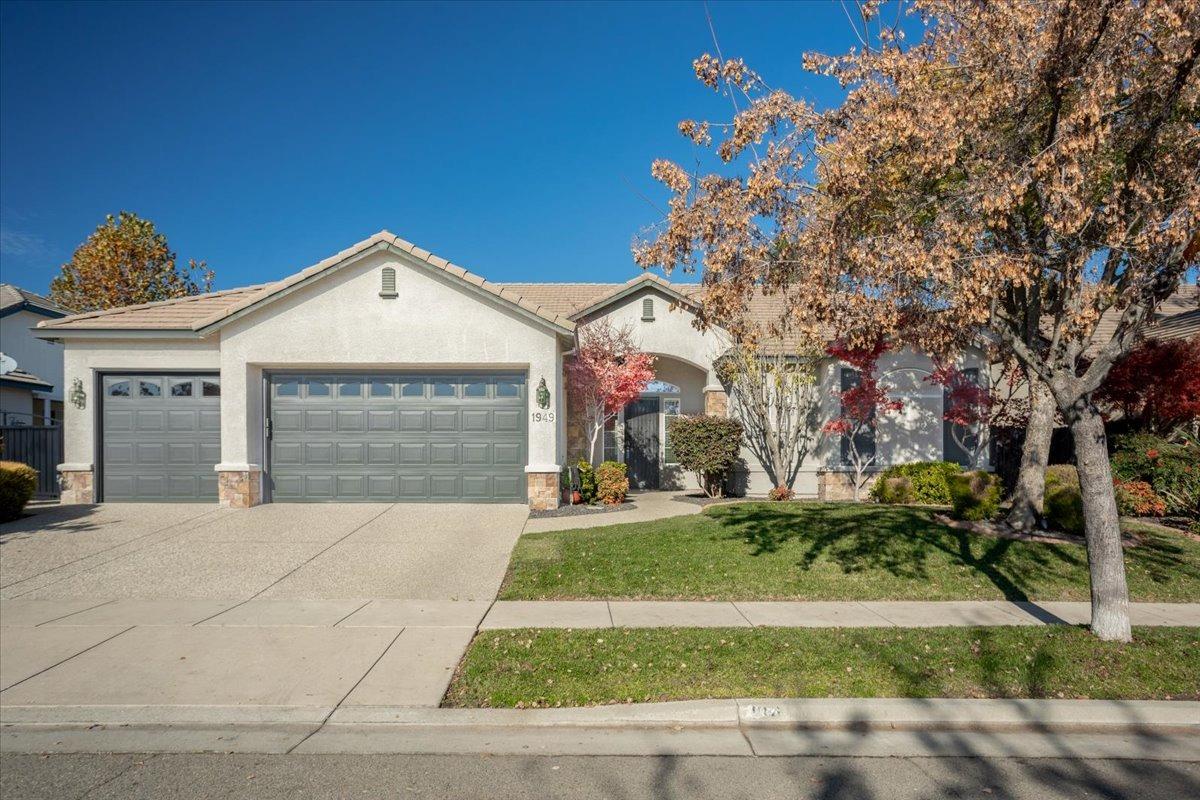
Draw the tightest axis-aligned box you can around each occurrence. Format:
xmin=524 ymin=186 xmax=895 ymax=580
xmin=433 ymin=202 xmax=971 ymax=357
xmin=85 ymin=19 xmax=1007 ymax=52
xmin=624 ymin=397 xmax=660 ymax=489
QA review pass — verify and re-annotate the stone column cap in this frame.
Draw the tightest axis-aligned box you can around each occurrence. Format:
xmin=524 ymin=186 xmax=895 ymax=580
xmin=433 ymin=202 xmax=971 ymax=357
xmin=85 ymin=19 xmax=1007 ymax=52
xmin=524 ymin=464 xmax=561 ymax=473
xmin=214 ymin=463 xmax=262 ymax=472
xmin=57 ymin=463 xmax=94 ymax=472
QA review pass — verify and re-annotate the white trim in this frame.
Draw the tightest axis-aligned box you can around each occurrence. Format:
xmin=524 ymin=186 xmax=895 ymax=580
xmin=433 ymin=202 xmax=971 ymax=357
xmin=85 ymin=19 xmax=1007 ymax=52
xmin=57 ymin=463 xmax=93 ymax=472
xmin=214 ymin=463 xmax=262 ymax=473
xmin=524 ymin=464 xmax=561 ymax=473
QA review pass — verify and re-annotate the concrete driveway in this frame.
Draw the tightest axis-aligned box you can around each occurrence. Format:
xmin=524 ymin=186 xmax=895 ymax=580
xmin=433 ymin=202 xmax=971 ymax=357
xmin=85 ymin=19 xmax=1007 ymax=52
xmin=0 ymin=502 xmax=527 ymax=602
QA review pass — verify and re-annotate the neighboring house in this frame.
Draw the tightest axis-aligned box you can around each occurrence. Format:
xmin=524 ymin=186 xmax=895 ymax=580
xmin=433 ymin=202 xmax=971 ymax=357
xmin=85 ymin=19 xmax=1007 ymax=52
xmin=1 ymin=284 xmax=70 ymax=425
xmin=32 ymin=231 xmax=990 ymax=508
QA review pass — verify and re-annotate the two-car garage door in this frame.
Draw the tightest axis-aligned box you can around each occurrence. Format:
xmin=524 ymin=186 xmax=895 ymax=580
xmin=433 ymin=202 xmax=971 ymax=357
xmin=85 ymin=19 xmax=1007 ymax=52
xmin=267 ymin=372 xmax=527 ymax=502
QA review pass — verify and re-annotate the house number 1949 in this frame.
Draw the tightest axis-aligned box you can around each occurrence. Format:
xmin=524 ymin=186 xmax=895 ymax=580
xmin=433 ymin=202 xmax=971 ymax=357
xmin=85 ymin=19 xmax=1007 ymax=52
xmin=531 ymin=411 xmax=555 ymax=423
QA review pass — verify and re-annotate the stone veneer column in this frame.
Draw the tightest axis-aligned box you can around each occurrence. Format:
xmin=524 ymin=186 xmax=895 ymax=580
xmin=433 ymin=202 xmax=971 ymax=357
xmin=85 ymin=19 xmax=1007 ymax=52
xmin=703 ymin=387 xmax=729 ymax=416
xmin=526 ymin=469 xmax=560 ymax=511
xmin=58 ymin=466 xmax=95 ymax=504
xmin=217 ymin=466 xmax=262 ymax=509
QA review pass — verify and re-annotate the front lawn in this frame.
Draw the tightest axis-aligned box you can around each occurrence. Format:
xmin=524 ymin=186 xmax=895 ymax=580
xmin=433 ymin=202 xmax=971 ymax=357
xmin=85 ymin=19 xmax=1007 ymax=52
xmin=500 ymin=503 xmax=1200 ymax=601
xmin=444 ymin=626 xmax=1200 ymax=707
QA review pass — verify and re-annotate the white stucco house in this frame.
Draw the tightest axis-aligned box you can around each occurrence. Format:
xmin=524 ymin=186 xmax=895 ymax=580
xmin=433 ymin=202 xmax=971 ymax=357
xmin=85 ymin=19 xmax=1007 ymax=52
xmin=1 ymin=284 xmax=70 ymax=425
xmin=33 ymin=231 xmax=989 ymax=509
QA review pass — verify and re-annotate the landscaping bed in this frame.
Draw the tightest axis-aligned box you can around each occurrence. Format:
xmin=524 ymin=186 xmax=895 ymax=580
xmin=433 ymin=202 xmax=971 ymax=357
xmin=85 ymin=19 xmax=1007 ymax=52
xmin=444 ymin=626 xmax=1200 ymax=708
xmin=499 ymin=502 xmax=1200 ymax=602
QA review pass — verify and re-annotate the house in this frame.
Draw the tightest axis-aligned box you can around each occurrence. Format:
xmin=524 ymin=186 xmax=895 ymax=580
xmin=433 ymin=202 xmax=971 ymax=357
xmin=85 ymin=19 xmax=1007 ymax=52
xmin=33 ymin=231 xmax=991 ymax=508
xmin=1 ymin=284 xmax=70 ymax=425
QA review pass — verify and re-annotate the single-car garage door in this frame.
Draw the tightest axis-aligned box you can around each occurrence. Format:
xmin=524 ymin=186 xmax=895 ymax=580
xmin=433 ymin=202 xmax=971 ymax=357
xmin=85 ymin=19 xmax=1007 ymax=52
xmin=268 ymin=372 xmax=527 ymax=502
xmin=100 ymin=374 xmax=221 ymax=501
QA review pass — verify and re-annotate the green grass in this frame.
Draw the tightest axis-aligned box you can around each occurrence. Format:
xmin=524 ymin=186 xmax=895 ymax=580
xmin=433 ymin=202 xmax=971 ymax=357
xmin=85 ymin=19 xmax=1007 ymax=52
xmin=444 ymin=626 xmax=1200 ymax=708
xmin=500 ymin=503 xmax=1200 ymax=601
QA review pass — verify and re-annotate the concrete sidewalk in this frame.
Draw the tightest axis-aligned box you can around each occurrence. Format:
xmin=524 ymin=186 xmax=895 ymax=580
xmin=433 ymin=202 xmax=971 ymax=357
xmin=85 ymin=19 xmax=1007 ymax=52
xmin=479 ymin=600 xmax=1200 ymax=629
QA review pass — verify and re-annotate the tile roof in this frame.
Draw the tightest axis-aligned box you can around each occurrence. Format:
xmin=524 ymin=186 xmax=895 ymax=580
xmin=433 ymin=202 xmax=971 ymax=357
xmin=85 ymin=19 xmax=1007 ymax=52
xmin=0 ymin=284 xmax=72 ymax=315
xmin=36 ymin=284 xmax=273 ymax=330
xmin=0 ymin=366 xmax=54 ymax=391
xmin=1084 ymin=282 xmax=1199 ymax=355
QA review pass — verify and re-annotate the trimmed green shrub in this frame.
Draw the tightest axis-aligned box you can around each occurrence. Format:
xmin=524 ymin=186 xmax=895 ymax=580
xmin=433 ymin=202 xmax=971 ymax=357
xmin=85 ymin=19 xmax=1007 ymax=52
xmin=667 ymin=415 xmax=744 ymax=498
xmin=869 ymin=461 xmax=962 ymax=505
xmin=948 ymin=470 xmax=1002 ymax=521
xmin=1110 ymin=434 xmax=1199 ymax=518
xmin=768 ymin=486 xmax=795 ymax=501
xmin=0 ymin=461 xmax=38 ymax=522
xmin=576 ymin=459 xmax=597 ymax=504
xmin=874 ymin=476 xmax=914 ymax=505
xmin=595 ymin=461 xmax=629 ymax=505
xmin=1044 ymin=465 xmax=1084 ymax=536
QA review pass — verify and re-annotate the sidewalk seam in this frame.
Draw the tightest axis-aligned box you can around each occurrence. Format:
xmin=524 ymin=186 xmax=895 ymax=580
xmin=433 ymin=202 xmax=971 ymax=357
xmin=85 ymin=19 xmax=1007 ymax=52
xmin=0 ymin=625 xmax=136 ymax=694
xmin=731 ymin=602 xmax=756 ymax=628
xmin=31 ymin=599 xmax=119 ymax=627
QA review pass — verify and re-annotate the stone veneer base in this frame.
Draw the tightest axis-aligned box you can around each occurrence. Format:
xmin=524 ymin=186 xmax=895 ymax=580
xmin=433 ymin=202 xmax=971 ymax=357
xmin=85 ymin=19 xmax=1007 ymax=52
xmin=217 ymin=470 xmax=263 ymax=509
xmin=58 ymin=469 xmax=95 ymax=504
xmin=817 ymin=470 xmax=881 ymax=502
xmin=526 ymin=472 xmax=560 ymax=511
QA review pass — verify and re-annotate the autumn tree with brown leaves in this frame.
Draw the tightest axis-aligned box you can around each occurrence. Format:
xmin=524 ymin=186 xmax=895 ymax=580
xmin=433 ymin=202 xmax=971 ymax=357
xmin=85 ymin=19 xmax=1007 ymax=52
xmin=636 ymin=1 xmax=1199 ymax=641
xmin=50 ymin=212 xmax=213 ymax=312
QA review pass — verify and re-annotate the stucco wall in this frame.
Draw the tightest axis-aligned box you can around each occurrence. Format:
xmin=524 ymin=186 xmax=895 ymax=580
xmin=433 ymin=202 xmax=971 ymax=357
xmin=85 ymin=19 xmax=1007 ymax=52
xmin=2 ymin=309 xmax=65 ymax=401
xmin=57 ymin=339 xmax=221 ymax=468
xmin=217 ymin=249 xmax=565 ymax=471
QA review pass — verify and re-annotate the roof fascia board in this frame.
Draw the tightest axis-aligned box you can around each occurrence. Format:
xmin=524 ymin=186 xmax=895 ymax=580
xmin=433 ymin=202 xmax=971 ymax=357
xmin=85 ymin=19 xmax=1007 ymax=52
xmin=195 ymin=241 xmax=574 ymax=337
xmin=31 ymin=328 xmax=207 ymax=342
xmin=0 ymin=302 xmax=68 ymax=320
xmin=570 ymin=277 xmax=698 ymax=321
xmin=0 ymin=376 xmax=54 ymax=391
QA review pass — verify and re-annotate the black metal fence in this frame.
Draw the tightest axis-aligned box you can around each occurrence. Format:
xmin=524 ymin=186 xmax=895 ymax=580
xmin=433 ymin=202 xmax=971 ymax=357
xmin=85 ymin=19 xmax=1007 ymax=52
xmin=0 ymin=425 xmax=63 ymax=498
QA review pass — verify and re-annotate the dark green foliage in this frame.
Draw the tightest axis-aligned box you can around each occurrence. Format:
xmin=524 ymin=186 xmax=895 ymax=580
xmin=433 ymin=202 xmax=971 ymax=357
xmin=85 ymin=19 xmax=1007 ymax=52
xmin=576 ymin=459 xmax=597 ymax=503
xmin=948 ymin=470 xmax=1002 ymax=521
xmin=666 ymin=415 xmax=744 ymax=497
xmin=1111 ymin=434 xmax=1199 ymax=518
xmin=1044 ymin=465 xmax=1084 ymax=536
xmin=0 ymin=461 xmax=39 ymax=522
xmin=870 ymin=461 xmax=963 ymax=505
xmin=874 ymin=476 xmax=914 ymax=504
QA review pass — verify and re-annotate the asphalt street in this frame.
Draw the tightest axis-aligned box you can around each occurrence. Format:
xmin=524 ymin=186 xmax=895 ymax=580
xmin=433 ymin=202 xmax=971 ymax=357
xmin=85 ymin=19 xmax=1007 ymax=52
xmin=3 ymin=753 xmax=1197 ymax=800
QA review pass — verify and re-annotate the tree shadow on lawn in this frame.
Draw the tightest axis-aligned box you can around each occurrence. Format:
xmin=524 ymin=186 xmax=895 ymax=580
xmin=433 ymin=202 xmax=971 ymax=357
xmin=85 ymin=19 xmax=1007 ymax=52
xmin=709 ymin=504 xmax=1097 ymax=600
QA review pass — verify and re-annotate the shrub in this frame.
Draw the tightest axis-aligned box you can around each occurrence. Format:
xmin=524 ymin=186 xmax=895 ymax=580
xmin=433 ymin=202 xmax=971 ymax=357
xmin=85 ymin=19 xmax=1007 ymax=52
xmin=1110 ymin=434 xmax=1199 ymax=518
xmin=1044 ymin=465 xmax=1084 ymax=536
xmin=869 ymin=461 xmax=962 ymax=505
xmin=595 ymin=461 xmax=629 ymax=505
xmin=1114 ymin=479 xmax=1168 ymax=517
xmin=576 ymin=459 xmax=597 ymax=503
xmin=768 ymin=485 xmax=795 ymax=501
xmin=874 ymin=476 xmax=914 ymax=505
xmin=0 ymin=461 xmax=38 ymax=522
xmin=667 ymin=415 xmax=744 ymax=498
xmin=947 ymin=470 xmax=1002 ymax=521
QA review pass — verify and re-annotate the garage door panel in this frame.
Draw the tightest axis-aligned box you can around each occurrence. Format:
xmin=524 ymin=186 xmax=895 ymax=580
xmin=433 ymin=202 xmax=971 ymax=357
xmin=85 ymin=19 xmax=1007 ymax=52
xmin=136 ymin=442 xmax=166 ymax=466
xmin=269 ymin=373 xmax=526 ymax=502
xmin=198 ymin=411 xmax=221 ymax=432
xmin=135 ymin=410 xmax=165 ymax=432
xmin=104 ymin=443 xmax=134 ymax=466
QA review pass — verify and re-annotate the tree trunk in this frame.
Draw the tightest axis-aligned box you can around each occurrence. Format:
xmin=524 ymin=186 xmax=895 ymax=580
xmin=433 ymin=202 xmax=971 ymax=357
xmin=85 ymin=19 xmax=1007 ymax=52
xmin=1069 ymin=403 xmax=1132 ymax=642
xmin=1006 ymin=377 xmax=1054 ymax=531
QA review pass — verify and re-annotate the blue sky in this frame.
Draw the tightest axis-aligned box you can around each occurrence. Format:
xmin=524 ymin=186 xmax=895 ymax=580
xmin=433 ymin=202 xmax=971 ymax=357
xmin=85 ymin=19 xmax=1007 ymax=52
xmin=1 ymin=1 xmax=867 ymax=293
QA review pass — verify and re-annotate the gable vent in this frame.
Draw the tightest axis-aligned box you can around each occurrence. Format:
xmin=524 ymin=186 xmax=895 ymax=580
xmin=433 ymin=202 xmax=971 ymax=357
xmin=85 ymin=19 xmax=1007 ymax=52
xmin=642 ymin=297 xmax=655 ymax=320
xmin=380 ymin=266 xmax=398 ymax=298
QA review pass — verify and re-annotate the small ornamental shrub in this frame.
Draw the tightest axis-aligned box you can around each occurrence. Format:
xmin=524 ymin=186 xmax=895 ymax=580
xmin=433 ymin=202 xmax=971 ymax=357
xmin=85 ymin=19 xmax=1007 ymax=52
xmin=768 ymin=485 xmax=795 ymax=501
xmin=874 ymin=476 xmax=915 ymax=505
xmin=595 ymin=461 xmax=629 ymax=505
xmin=667 ymin=415 xmax=744 ymax=498
xmin=1044 ymin=465 xmax=1084 ymax=536
xmin=947 ymin=470 xmax=1002 ymax=521
xmin=0 ymin=461 xmax=38 ymax=522
xmin=1114 ymin=479 xmax=1168 ymax=518
xmin=869 ymin=461 xmax=962 ymax=505
xmin=1110 ymin=434 xmax=1199 ymax=519
xmin=576 ymin=459 xmax=597 ymax=504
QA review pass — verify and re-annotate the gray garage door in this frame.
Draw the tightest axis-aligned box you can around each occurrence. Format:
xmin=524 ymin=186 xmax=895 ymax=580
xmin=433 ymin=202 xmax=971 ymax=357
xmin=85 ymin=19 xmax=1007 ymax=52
xmin=268 ymin=373 xmax=527 ymax=502
xmin=100 ymin=374 xmax=221 ymax=501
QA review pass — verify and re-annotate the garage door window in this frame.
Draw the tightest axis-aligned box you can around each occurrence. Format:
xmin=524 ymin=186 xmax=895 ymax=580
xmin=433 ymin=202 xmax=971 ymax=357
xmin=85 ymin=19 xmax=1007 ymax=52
xmin=202 ymin=380 xmax=221 ymax=397
xmin=306 ymin=378 xmax=331 ymax=397
xmin=339 ymin=379 xmax=363 ymax=398
xmin=433 ymin=380 xmax=456 ymax=398
xmin=400 ymin=381 xmax=424 ymax=398
xmin=139 ymin=379 xmax=162 ymax=397
xmin=274 ymin=379 xmax=298 ymax=397
xmin=170 ymin=379 xmax=193 ymax=397
xmin=106 ymin=379 xmax=131 ymax=397
xmin=370 ymin=378 xmax=392 ymax=398
xmin=463 ymin=380 xmax=488 ymax=398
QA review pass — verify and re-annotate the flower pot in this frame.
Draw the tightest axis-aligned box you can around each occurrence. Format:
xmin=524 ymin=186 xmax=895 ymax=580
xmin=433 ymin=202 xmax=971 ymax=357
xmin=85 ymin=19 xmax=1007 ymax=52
xmin=571 ymin=490 xmax=582 ymax=505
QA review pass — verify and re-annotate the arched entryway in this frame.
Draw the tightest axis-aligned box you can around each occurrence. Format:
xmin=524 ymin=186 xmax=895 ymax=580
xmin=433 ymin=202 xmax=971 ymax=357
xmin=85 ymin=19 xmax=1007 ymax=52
xmin=620 ymin=355 xmax=708 ymax=490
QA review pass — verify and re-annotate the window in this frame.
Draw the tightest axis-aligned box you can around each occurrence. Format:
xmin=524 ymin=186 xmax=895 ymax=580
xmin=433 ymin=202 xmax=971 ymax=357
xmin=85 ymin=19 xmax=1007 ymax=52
xmin=432 ymin=379 xmax=456 ymax=397
xmin=642 ymin=297 xmax=655 ymax=320
xmin=400 ymin=381 xmax=424 ymax=398
xmin=495 ymin=378 xmax=521 ymax=398
xmin=662 ymin=398 xmax=681 ymax=463
xmin=274 ymin=379 xmax=298 ymax=397
xmin=339 ymin=379 xmax=363 ymax=398
xmin=943 ymin=367 xmax=981 ymax=467
xmin=369 ymin=378 xmax=393 ymax=398
xmin=139 ymin=379 xmax=162 ymax=397
xmin=603 ymin=415 xmax=619 ymax=462
xmin=106 ymin=380 xmax=130 ymax=397
xmin=306 ymin=378 xmax=331 ymax=397
xmin=169 ymin=379 xmax=193 ymax=397
xmin=201 ymin=380 xmax=221 ymax=397
xmin=839 ymin=368 xmax=876 ymax=466
xmin=379 ymin=266 xmax=398 ymax=298
xmin=463 ymin=380 xmax=487 ymax=398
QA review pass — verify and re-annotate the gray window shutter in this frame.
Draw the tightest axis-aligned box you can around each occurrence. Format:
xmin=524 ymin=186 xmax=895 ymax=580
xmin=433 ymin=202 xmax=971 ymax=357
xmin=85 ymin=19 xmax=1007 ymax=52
xmin=840 ymin=368 xmax=876 ymax=466
xmin=642 ymin=297 xmax=654 ymax=320
xmin=380 ymin=267 xmax=398 ymax=298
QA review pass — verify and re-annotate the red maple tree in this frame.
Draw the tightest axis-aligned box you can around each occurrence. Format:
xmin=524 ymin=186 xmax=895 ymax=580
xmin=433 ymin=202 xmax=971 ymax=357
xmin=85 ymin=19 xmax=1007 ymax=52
xmin=1095 ymin=337 xmax=1200 ymax=435
xmin=822 ymin=339 xmax=903 ymax=501
xmin=926 ymin=362 xmax=993 ymax=469
xmin=566 ymin=321 xmax=656 ymax=465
